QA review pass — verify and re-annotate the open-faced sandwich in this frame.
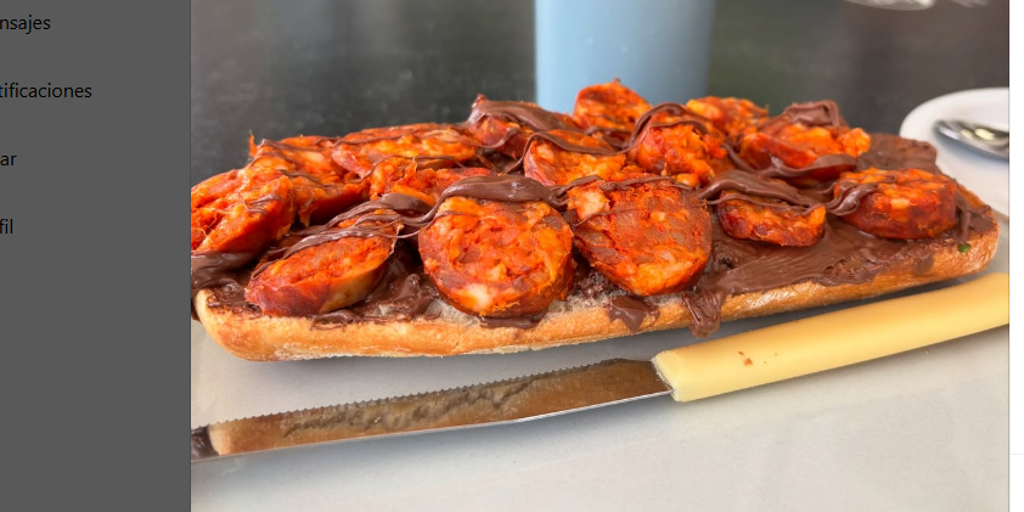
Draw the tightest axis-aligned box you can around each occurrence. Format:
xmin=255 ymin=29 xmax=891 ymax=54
xmin=191 ymin=80 xmax=999 ymax=360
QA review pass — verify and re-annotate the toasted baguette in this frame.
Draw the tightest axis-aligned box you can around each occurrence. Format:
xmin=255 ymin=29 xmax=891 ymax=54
xmin=194 ymin=189 xmax=999 ymax=361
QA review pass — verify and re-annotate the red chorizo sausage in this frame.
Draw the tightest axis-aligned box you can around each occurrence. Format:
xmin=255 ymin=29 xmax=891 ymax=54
xmin=566 ymin=178 xmax=712 ymax=296
xmin=572 ymin=79 xmax=651 ymax=145
xmin=190 ymin=166 xmax=295 ymax=254
xmin=837 ymin=168 xmax=957 ymax=239
xmin=418 ymin=197 xmax=575 ymax=317
xmin=523 ymin=130 xmax=626 ymax=186
xmin=738 ymin=101 xmax=870 ymax=186
xmin=463 ymin=97 xmax=581 ymax=159
xmin=685 ymin=97 xmax=767 ymax=139
xmin=332 ymin=123 xmax=478 ymax=178
xmin=246 ymin=210 xmax=402 ymax=316
xmin=250 ymin=136 xmax=366 ymax=226
xmin=368 ymin=157 xmax=493 ymax=206
xmin=628 ymin=110 xmax=728 ymax=188
xmin=716 ymin=191 xmax=826 ymax=247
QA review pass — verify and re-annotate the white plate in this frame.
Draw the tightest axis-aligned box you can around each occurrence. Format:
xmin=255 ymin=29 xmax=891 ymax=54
xmin=192 ymin=224 xmax=1009 ymax=511
xmin=899 ymin=87 xmax=1008 ymax=217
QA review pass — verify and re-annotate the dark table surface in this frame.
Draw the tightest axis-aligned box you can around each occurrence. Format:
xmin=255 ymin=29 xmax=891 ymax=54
xmin=190 ymin=0 xmax=1007 ymax=186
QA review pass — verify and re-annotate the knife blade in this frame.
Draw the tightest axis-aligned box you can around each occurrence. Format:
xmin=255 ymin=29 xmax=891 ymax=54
xmin=191 ymin=272 xmax=1009 ymax=463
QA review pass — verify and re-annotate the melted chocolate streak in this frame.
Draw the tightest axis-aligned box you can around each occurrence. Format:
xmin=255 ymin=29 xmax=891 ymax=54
xmin=781 ymin=100 xmax=844 ymax=128
xmin=696 ymin=169 xmax=897 ymax=218
xmin=194 ymin=100 xmax=996 ymax=336
xmin=606 ymin=296 xmax=660 ymax=335
xmin=310 ymin=252 xmax=441 ymax=328
xmin=463 ymin=101 xmax=714 ymax=174
xmin=466 ymin=97 xmax=578 ymax=133
xmin=190 ymin=252 xmax=258 ymax=320
xmin=758 ymin=153 xmax=858 ymax=178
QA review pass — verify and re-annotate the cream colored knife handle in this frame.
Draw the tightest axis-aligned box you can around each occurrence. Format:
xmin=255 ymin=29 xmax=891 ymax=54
xmin=652 ymin=273 xmax=1009 ymax=403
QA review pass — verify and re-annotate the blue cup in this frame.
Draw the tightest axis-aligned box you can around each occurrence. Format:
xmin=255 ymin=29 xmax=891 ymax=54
xmin=535 ymin=0 xmax=717 ymax=113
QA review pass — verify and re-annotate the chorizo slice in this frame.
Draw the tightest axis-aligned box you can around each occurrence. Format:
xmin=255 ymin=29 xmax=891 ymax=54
xmin=246 ymin=210 xmax=402 ymax=316
xmin=836 ymin=168 xmax=957 ymax=239
xmin=566 ymin=178 xmax=712 ymax=296
xmin=628 ymin=110 xmax=728 ymax=187
xmin=251 ymin=136 xmax=367 ymax=226
xmin=685 ymin=97 xmax=767 ymax=139
xmin=523 ymin=130 xmax=626 ymax=186
xmin=190 ymin=166 xmax=295 ymax=254
xmin=715 ymin=191 xmax=826 ymax=247
xmin=464 ymin=115 xmax=531 ymax=158
xmin=368 ymin=157 xmax=494 ymax=206
xmin=571 ymin=80 xmax=652 ymax=144
xmin=418 ymin=197 xmax=575 ymax=317
xmin=464 ymin=96 xmax=580 ymax=158
xmin=332 ymin=123 xmax=477 ymax=178
xmin=738 ymin=101 xmax=870 ymax=185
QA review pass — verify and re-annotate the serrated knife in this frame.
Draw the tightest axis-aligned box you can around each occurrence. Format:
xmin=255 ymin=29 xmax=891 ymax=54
xmin=191 ymin=272 xmax=1008 ymax=462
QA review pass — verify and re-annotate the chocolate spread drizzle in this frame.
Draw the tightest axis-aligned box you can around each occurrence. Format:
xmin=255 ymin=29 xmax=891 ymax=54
xmin=699 ymin=170 xmax=818 ymax=211
xmin=191 ymin=252 xmax=256 ymax=294
xmin=757 ymin=153 xmax=858 ymax=179
xmin=780 ymin=100 xmax=845 ymax=128
xmin=308 ymin=249 xmax=440 ymax=328
xmin=466 ymin=100 xmax=717 ymax=173
xmin=478 ymin=313 xmax=547 ymax=329
xmin=438 ymin=174 xmax=567 ymax=207
xmin=954 ymin=190 xmax=996 ymax=244
xmin=632 ymin=103 xmax=711 ymax=136
xmin=194 ymin=101 xmax=997 ymax=339
xmin=824 ymin=175 xmax=897 ymax=216
xmin=466 ymin=95 xmax=579 ymax=133
xmin=856 ymin=133 xmax=939 ymax=173
xmin=606 ymin=296 xmax=660 ymax=335
xmin=190 ymin=251 xmax=258 ymax=319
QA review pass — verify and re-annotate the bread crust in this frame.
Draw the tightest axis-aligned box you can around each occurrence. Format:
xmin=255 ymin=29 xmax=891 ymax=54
xmin=194 ymin=201 xmax=999 ymax=361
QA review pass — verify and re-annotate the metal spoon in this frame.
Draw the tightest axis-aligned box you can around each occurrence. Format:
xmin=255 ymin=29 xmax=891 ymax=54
xmin=934 ymin=119 xmax=1009 ymax=159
